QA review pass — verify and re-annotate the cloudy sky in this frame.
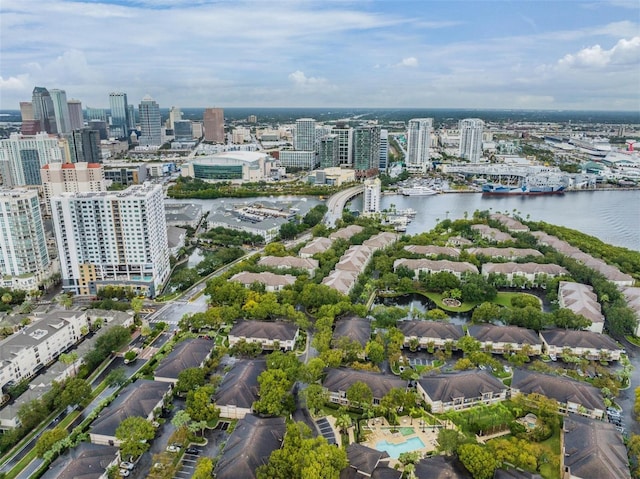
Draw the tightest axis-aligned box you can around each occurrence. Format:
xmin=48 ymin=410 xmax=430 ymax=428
xmin=1 ymin=0 xmax=639 ymax=110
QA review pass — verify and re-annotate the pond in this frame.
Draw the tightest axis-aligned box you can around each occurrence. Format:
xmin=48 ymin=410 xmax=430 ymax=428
xmin=375 ymin=293 xmax=470 ymax=325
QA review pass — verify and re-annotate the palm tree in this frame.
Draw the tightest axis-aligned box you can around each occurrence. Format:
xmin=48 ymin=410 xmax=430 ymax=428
xmin=56 ymin=294 xmax=73 ymax=310
xmin=59 ymin=351 xmax=79 ymax=376
xmin=335 ymin=413 xmax=352 ymax=436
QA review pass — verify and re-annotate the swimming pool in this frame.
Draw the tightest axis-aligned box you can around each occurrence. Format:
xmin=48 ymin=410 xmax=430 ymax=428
xmin=375 ymin=436 xmax=425 ymax=459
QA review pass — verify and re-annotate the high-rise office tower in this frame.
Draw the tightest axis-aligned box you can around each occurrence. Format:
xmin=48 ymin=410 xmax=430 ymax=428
xmin=203 ymin=108 xmax=225 ymax=143
xmin=168 ymin=106 xmax=182 ymax=130
xmin=127 ymin=105 xmax=136 ymax=131
xmin=459 ymin=118 xmax=484 ymax=163
xmin=68 ymin=128 xmax=101 ymax=163
xmin=67 ymin=99 xmax=84 ymax=130
xmin=20 ymin=102 xmax=34 ymax=121
xmin=379 ymin=129 xmax=389 ymax=172
xmin=108 ymin=92 xmax=130 ymax=139
xmin=50 ymin=89 xmax=71 ymax=134
xmin=353 ymin=125 xmax=381 ymax=176
xmin=294 ymin=118 xmax=317 ymax=151
xmin=173 ymin=121 xmax=193 ymax=142
xmin=406 ymin=118 xmax=432 ymax=172
xmin=51 ymin=183 xmax=170 ymax=297
xmin=86 ymin=106 xmax=107 ymax=122
xmin=333 ymin=124 xmax=353 ymax=167
xmin=32 ymin=87 xmax=57 ymax=134
xmin=138 ymin=95 xmax=162 ymax=147
xmin=318 ymin=134 xmax=339 ymax=168
xmin=363 ymin=177 xmax=381 ymax=215
xmin=0 ymin=132 xmax=64 ymax=186
xmin=41 ymin=162 xmax=105 ymax=216
xmin=0 ymin=188 xmax=50 ymax=290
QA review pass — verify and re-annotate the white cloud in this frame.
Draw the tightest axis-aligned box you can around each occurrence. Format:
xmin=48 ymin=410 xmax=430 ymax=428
xmin=0 ymin=74 xmax=31 ymax=91
xmin=288 ymin=71 xmax=328 ymax=87
xmin=397 ymin=57 xmax=419 ymax=67
xmin=558 ymin=36 xmax=640 ymax=68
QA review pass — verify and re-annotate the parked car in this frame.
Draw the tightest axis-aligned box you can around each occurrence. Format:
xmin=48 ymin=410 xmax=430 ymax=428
xmin=166 ymin=445 xmax=180 ymax=453
xmin=185 ymin=447 xmax=200 ymax=455
xmin=120 ymin=462 xmax=135 ymax=470
xmin=119 ymin=470 xmax=130 ymax=477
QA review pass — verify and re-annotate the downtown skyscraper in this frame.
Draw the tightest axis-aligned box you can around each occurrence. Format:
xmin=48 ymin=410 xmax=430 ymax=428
xmin=459 ymin=118 xmax=484 ymax=163
xmin=108 ymin=92 xmax=130 ymax=139
xmin=406 ymin=118 xmax=433 ymax=172
xmin=138 ymin=95 xmax=162 ymax=147
xmin=203 ymin=108 xmax=225 ymax=143
xmin=67 ymin=99 xmax=84 ymax=130
xmin=32 ymin=87 xmax=57 ymax=134
xmin=50 ymin=89 xmax=71 ymax=134
xmin=294 ymin=118 xmax=317 ymax=151
xmin=353 ymin=125 xmax=381 ymax=177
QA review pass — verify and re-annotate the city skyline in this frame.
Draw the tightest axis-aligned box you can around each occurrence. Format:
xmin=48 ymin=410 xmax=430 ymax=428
xmin=0 ymin=0 xmax=639 ymax=111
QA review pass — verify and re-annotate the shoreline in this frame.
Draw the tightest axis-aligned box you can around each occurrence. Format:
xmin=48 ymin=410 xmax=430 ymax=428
xmin=383 ymin=187 xmax=640 ymax=196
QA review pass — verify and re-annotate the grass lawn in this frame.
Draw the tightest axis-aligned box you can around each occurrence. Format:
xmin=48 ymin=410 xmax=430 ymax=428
xmin=539 ymin=430 xmax=561 ymax=479
xmin=418 ymin=292 xmax=476 ymax=313
xmin=494 ymin=291 xmax=540 ymax=308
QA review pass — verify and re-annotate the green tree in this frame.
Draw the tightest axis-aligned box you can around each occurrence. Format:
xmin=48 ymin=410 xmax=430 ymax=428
xmin=171 ymin=410 xmax=192 ymax=430
xmin=457 ymin=336 xmax=481 ymax=356
xmin=186 ymin=386 xmax=219 ymax=423
xmin=57 ymin=378 xmax=92 ymax=409
xmin=193 ymin=457 xmax=214 ymax=479
xmin=105 ymin=367 xmax=128 ymax=387
xmin=346 ymin=381 xmax=373 ymax=409
xmin=302 ymin=384 xmax=328 ymax=413
xmin=437 ymin=429 xmax=465 ymax=456
xmin=256 ymin=422 xmax=347 ymax=479
xmin=365 ymin=340 xmax=385 ymax=365
xmin=471 ymin=302 xmax=501 ymax=324
xmin=175 ymin=367 xmax=207 ymax=394
xmin=1 ymin=293 xmax=12 ymax=304
xmin=59 ymin=351 xmax=79 ymax=376
xmin=115 ymin=417 xmax=156 ymax=458
xmin=457 ymin=443 xmax=499 ymax=479
xmin=35 ymin=427 xmax=67 ymax=457
xmin=253 ymin=369 xmax=295 ymax=417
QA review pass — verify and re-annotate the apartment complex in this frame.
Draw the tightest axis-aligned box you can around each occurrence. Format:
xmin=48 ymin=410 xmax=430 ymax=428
xmin=0 ymin=133 xmax=64 ymax=186
xmin=41 ymin=162 xmax=106 ymax=216
xmin=51 ymin=183 xmax=170 ymax=297
xmin=406 ymin=118 xmax=432 ymax=172
xmin=0 ymin=189 xmax=51 ymax=290
xmin=459 ymin=118 xmax=484 ymax=163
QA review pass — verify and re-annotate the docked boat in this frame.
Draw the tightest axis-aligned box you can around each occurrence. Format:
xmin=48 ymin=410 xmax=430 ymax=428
xmin=482 ymin=179 xmax=566 ymax=196
xmin=400 ymin=186 xmax=438 ymax=196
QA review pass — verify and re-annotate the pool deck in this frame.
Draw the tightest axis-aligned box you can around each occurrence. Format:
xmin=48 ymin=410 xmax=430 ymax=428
xmin=361 ymin=416 xmax=442 ymax=463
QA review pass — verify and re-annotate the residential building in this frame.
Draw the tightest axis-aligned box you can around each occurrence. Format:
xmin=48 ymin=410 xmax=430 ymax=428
xmin=206 ymin=208 xmax=285 ymax=243
xmin=342 ymin=444 xmax=401 ymax=479
xmin=322 ymin=269 xmax=359 ymax=296
xmin=41 ymin=162 xmax=105 ymax=216
xmin=467 ymin=324 xmax=542 ymax=355
xmin=32 ymin=86 xmax=57 ymax=134
xmin=511 ymin=370 xmax=605 ymax=419
xmin=41 ymin=443 xmax=118 ymax=479
xmin=227 ymin=320 xmax=299 ymax=351
xmin=353 ymin=125 xmax=381 ymax=176
xmin=414 ymin=456 xmax=473 ymax=479
xmin=0 ymin=311 xmax=89 ymax=391
xmin=89 ymin=380 xmax=170 ymax=446
xmin=323 ymin=368 xmax=407 ymax=407
xmin=203 ymin=107 xmax=225 ymax=143
xmin=404 ymin=245 xmax=461 ymax=258
xmin=329 ymin=224 xmax=363 ymax=241
xmin=231 ymin=127 xmax=250 ymax=144
xmin=481 ymin=262 xmax=569 ymax=287
xmin=67 ymin=99 xmax=84 ymax=130
xmin=153 ymin=338 xmax=213 ymax=383
xmin=540 ymin=329 xmax=622 ymax=361
xmin=558 ymin=281 xmax=604 ymax=334
xmin=318 ymin=134 xmax=339 ymax=168
xmin=561 ymin=415 xmax=631 ymax=479
xmin=397 ymin=321 xmax=464 ymax=350
xmin=621 ymin=287 xmax=640 ymax=336
xmin=0 ymin=132 xmax=64 ymax=186
xmin=294 ymin=118 xmax=317 ymax=151
xmin=0 ymin=189 xmax=51 ymax=290
xmin=471 ymin=224 xmax=515 ymax=242
xmin=335 ymin=245 xmax=373 ymax=273
xmin=67 ymin=128 xmax=101 ymax=163
xmin=466 ymin=247 xmax=542 ymax=260
xmin=229 ymin=271 xmax=296 ymax=292
xmin=490 ymin=213 xmax=529 ymax=232
xmin=363 ymin=231 xmax=398 ymax=250
xmin=214 ymin=360 xmax=266 ymax=419
xmin=164 ymin=203 xmax=203 ymax=228
xmin=406 ymin=118 xmax=432 ymax=172
xmin=108 ymin=92 xmax=130 ymax=139
xmin=182 ymin=151 xmax=276 ymax=182
xmin=279 ymin=150 xmax=317 ymax=170
xmin=394 ymin=258 xmax=479 ymax=279
xmin=363 ymin=177 xmax=381 ymax=215
xmin=258 ymin=255 xmax=318 ymax=276
xmin=50 ymin=89 xmax=71 ymax=134
xmin=299 ymin=237 xmax=333 ymax=258
xmin=214 ymin=415 xmax=286 ymax=479
xmin=51 ymin=183 xmax=170 ymax=297
xmin=138 ymin=95 xmax=162 ymax=147
xmin=103 ymin=163 xmax=147 ymax=186
xmin=459 ymin=118 xmax=484 ymax=162
xmin=379 ymin=128 xmax=389 ymax=172
xmin=332 ymin=317 xmax=371 ymax=350
xmin=333 ymin=123 xmax=353 ymax=167
xmin=417 ymin=370 xmax=507 ymax=413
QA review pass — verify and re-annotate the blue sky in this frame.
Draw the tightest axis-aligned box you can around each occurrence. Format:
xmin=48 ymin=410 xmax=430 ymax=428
xmin=1 ymin=0 xmax=638 ymax=110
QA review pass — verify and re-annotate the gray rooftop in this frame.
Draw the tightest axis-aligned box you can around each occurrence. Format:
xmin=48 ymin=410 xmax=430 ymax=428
xmin=229 ymin=320 xmax=299 ymax=342
xmin=468 ymin=324 xmax=541 ymax=346
xmin=323 ymin=368 xmax=407 ymax=400
xmin=540 ymin=329 xmax=621 ymax=351
xmin=398 ymin=320 xmax=464 ymax=341
xmin=40 ymin=443 xmax=118 ymax=479
xmin=333 ymin=317 xmax=371 ymax=348
xmin=418 ymin=370 xmax=506 ymax=402
xmin=154 ymin=338 xmax=213 ymax=381
xmin=214 ymin=359 xmax=266 ymax=409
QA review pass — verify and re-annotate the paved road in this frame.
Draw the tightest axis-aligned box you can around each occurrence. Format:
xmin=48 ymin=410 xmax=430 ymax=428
xmin=325 ymin=185 xmax=363 ymax=227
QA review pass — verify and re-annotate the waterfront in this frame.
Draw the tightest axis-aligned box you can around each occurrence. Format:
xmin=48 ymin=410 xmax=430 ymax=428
xmin=349 ymin=189 xmax=640 ymax=251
